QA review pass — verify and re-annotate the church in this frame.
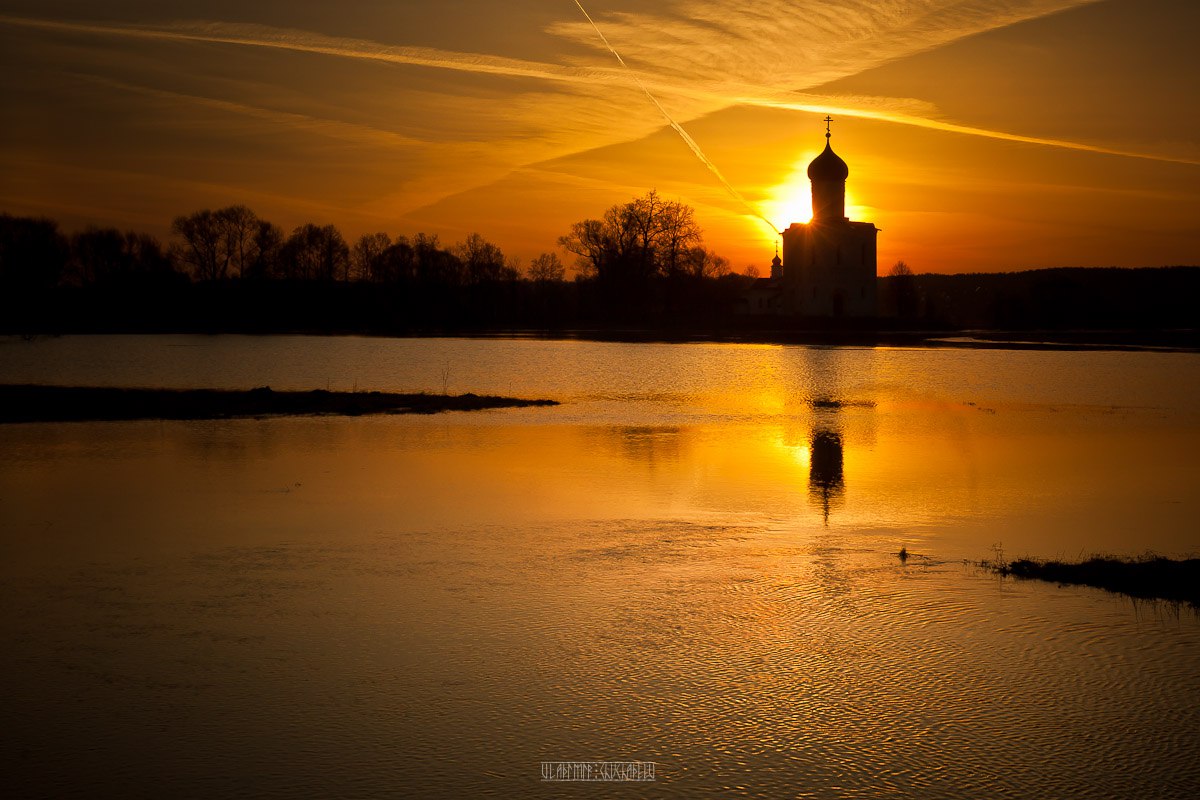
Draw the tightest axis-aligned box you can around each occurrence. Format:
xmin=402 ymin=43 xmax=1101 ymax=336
xmin=745 ymin=120 xmax=878 ymax=317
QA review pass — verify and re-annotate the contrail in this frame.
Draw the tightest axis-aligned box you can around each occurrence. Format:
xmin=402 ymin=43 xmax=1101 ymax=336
xmin=571 ymin=1 xmax=780 ymax=235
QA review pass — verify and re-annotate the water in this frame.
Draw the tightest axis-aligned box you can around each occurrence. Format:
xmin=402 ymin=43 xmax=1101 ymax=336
xmin=2 ymin=335 xmax=1198 ymax=797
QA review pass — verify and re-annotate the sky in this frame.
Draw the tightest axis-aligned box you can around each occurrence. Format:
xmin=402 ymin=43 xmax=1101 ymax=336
xmin=1 ymin=0 xmax=1197 ymax=274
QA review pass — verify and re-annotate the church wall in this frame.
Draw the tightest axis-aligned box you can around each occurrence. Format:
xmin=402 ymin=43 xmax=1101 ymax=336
xmin=781 ymin=222 xmax=877 ymax=317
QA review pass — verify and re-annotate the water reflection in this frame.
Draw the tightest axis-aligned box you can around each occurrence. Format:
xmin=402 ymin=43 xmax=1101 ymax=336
xmin=3 ymin=345 xmax=1200 ymax=797
xmin=598 ymin=425 xmax=688 ymax=467
xmin=809 ymin=428 xmax=845 ymax=524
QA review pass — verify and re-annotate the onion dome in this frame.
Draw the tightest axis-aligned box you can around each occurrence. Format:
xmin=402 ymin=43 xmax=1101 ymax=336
xmin=807 ymin=141 xmax=849 ymax=182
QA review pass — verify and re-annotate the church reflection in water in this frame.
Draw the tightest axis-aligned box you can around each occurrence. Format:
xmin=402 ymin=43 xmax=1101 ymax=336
xmin=808 ymin=427 xmax=845 ymax=524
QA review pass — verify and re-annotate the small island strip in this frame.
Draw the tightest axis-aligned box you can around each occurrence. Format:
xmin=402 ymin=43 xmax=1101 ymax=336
xmin=0 ymin=384 xmax=558 ymax=423
xmin=983 ymin=554 xmax=1200 ymax=608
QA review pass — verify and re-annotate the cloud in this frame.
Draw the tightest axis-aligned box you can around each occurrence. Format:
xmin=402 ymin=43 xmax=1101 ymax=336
xmin=0 ymin=14 xmax=614 ymax=87
xmin=552 ymin=0 xmax=1102 ymax=89
xmin=11 ymin=4 xmax=1185 ymax=170
xmin=4 ymin=0 xmax=1191 ymax=245
xmin=72 ymin=73 xmax=430 ymax=149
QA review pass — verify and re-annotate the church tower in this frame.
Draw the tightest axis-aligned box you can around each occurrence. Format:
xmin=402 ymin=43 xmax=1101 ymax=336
xmin=780 ymin=118 xmax=878 ymax=317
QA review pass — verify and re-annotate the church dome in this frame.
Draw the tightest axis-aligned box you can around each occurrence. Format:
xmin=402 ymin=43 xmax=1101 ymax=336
xmin=807 ymin=142 xmax=849 ymax=182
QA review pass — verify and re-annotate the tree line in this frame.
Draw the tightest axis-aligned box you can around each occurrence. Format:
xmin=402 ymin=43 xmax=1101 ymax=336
xmin=8 ymin=195 xmax=1190 ymax=335
xmin=0 ymin=191 xmax=753 ymax=333
xmin=0 ymin=206 xmax=567 ymax=289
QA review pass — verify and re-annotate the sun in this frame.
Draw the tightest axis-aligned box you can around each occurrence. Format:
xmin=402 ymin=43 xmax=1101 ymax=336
xmin=761 ymin=153 xmax=871 ymax=245
xmin=763 ymin=155 xmax=818 ymax=232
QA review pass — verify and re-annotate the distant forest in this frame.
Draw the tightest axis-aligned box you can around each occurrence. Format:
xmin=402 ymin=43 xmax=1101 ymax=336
xmin=1 ymin=195 xmax=1196 ymax=337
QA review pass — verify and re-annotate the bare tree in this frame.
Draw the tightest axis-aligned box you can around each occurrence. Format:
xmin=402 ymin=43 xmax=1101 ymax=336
xmin=413 ymin=232 xmax=462 ymax=286
xmin=373 ymin=236 xmax=415 ymax=284
xmin=680 ymin=246 xmax=729 ymax=279
xmin=558 ymin=190 xmax=708 ymax=286
xmin=352 ymin=232 xmax=391 ymax=283
xmin=244 ymin=221 xmax=284 ymax=280
xmin=216 ymin=205 xmax=258 ymax=279
xmin=501 ymin=255 xmax=522 ymax=282
xmin=455 ymin=232 xmax=505 ymax=284
xmin=171 ymin=210 xmax=225 ymax=281
xmin=528 ymin=252 xmax=565 ymax=283
xmin=280 ymin=224 xmax=349 ymax=282
xmin=557 ymin=218 xmax=609 ymax=279
xmin=888 ymin=260 xmax=917 ymax=319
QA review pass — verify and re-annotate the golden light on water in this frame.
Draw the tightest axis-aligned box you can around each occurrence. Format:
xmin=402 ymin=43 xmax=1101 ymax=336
xmin=3 ymin=336 xmax=1200 ymax=796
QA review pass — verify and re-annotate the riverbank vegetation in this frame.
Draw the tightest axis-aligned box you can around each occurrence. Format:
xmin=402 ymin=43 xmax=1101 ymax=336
xmin=982 ymin=553 xmax=1200 ymax=608
xmin=0 ymin=384 xmax=557 ymax=423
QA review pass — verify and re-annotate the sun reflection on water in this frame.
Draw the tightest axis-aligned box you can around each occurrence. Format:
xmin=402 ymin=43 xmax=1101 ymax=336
xmin=2 ymin=338 xmax=1199 ymax=797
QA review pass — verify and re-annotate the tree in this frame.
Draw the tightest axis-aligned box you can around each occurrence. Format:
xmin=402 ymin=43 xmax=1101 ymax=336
xmin=372 ymin=236 xmax=416 ymax=284
xmin=557 ymin=218 xmax=609 ymax=280
xmin=680 ymin=246 xmax=730 ymax=279
xmin=557 ymin=190 xmax=706 ymax=288
xmin=528 ymin=252 xmax=565 ymax=283
xmin=888 ymin=260 xmax=918 ymax=319
xmin=280 ymin=224 xmax=349 ymax=282
xmin=122 ymin=232 xmax=175 ymax=283
xmin=71 ymin=227 xmax=125 ymax=287
xmin=172 ymin=206 xmax=279 ymax=281
xmin=455 ymin=232 xmax=505 ymax=284
xmin=413 ymin=232 xmax=462 ymax=287
xmin=243 ymin=220 xmax=284 ymax=280
xmin=501 ymin=255 xmax=522 ymax=283
xmin=0 ymin=215 xmax=71 ymax=292
xmin=651 ymin=194 xmax=703 ymax=278
xmin=352 ymin=232 xmax=391 ymax=283
xmin=171 ymin=209 xmax=225 ymax=281
xmin=216 ymin=205 xmax=258 ymax=279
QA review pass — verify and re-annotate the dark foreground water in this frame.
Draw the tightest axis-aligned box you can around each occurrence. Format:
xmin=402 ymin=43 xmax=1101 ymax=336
xmin=2 ymin=335 xmax=1198 ymax=797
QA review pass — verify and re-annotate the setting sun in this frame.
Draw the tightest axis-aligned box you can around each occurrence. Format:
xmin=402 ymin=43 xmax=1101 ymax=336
xmin=0 ymin=1 xmax=1195 ymax=274
xmin=765 ymin=154 xmax=819 ymax=230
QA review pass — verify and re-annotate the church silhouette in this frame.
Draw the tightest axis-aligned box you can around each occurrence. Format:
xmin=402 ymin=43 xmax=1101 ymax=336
xmin=746 ymin=118 xmax=878 ymax=317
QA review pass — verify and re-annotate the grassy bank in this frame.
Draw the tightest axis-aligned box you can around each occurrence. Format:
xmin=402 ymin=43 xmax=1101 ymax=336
xmin=0 ymin=384 xmax=558 ymax=423
xmin=985 ymin=554 xmax=1200 ymax=607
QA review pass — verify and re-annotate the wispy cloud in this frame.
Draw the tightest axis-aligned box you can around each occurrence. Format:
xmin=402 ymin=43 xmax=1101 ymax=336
xmin=8 ymin=4 xmax=1187 ymax=170
xmin=550 ymin=1 xmax=1102 ymax=90
xmin=0 ymin=15 xmax=616 ymax=86
xmin=73 ymin=73 xmax=430 ymax=149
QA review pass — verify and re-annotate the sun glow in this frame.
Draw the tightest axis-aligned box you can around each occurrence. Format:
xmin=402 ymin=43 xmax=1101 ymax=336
xmin=763 ymin=155 xmax=817 ymax=232
xmin=761 ymin=154 xmax=875 ymax=249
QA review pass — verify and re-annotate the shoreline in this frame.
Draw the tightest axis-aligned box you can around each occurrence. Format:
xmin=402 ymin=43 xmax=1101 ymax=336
xmin=0 ymin=384 xmax=558 ymax=423
xmin=9 ymin=328 xmax=1199 ymax=353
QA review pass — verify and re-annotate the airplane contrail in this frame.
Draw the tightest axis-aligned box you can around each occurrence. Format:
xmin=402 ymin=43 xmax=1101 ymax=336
xmin=571 ymin=1 xmax=780 ymax=235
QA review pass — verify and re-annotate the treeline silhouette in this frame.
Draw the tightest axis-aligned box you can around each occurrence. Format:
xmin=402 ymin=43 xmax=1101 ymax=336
xmin=2 ymin=198 xmax=1196 ymax=337
xmin=0 ymin=193 xmax=751 ymax=334
xmin=878 ymin=264 xmax=1200 ymax=332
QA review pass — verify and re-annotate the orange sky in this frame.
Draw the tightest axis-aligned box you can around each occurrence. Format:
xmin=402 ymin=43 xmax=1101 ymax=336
xmin=1 ymin=0 xmax=1197 ymax=274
